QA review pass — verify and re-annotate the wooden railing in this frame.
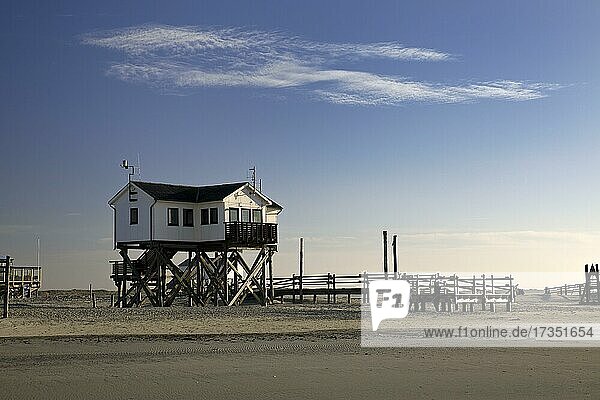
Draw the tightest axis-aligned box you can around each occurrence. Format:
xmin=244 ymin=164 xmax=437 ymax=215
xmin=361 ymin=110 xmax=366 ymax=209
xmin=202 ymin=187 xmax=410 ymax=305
xmin=545 ymin=283 xmax=585 ymax=296
xmin=271 ymin=272 xmax=515 ymax=307
xmin=225 ymin=222 xmax=277 ymax=245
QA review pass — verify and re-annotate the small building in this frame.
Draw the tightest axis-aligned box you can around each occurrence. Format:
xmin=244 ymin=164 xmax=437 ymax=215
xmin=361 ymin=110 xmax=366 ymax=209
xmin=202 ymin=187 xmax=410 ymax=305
xmin=0 ymin=256 xmax=42 ymax=299
xmin=108 ymin=181 xmax=282 ymax=249
xmin=108 ymin=180 xmax=283 ymax=307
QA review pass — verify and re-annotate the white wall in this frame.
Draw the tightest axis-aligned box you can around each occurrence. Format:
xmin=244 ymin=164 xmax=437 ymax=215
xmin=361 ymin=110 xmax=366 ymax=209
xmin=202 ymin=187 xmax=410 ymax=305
xmin=112 ymin=183 xmax=279 ymax=245
xmin=152 ymin=200 xmax=225 ymax=242
xmin=112 ymin=184 xmax=153 ymax=244
xmin=223 ymin=185 xmax=275 ymax=223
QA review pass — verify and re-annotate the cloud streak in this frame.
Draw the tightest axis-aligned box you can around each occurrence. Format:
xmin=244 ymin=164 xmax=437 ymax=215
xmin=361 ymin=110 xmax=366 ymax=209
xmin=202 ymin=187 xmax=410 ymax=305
xmin=81 ymin=24 xmax=560 ymax=105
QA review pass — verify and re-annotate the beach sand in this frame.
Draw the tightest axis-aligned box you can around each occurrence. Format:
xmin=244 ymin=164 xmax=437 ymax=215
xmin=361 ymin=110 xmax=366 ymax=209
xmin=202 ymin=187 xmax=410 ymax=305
xmin=1 ymin=290 xmax=599 ymax=399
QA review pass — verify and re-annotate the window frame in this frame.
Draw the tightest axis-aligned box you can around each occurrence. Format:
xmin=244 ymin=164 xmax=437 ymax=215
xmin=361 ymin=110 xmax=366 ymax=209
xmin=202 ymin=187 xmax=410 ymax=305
xmin=252 ymin=209 xmax=262 ymax=223
xmin=200 ymin=208 xmax=209 ymax=225
xmin=228 ymin=208 xmax=239 ymax=222
xmin=241 ymin=208 xmax=251 ymax=223
xmin=129 ymin=207 xmax=138 ymax=225
xmin=183 ymin=208 xmax=194 ymax=227
xmin=167 ymin=207 xmax=179 ymax=226
xmin=209 ymin=207 xmax=218 ymax=225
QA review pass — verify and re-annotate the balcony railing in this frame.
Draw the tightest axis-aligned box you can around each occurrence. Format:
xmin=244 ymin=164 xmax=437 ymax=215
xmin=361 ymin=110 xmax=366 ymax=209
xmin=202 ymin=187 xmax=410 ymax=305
xmin=225 ymin=222 xmax=278 ymax=245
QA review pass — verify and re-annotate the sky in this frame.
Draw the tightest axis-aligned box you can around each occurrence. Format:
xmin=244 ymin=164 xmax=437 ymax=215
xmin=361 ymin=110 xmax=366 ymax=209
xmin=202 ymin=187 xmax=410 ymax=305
xmin=1 ymin=1 xmax=600 ymax=289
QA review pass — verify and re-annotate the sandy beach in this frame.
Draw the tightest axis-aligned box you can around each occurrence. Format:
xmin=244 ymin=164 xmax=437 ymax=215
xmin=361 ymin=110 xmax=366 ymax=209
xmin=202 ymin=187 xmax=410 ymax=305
xmin=0 ymin=290 xmax=599 ymax=399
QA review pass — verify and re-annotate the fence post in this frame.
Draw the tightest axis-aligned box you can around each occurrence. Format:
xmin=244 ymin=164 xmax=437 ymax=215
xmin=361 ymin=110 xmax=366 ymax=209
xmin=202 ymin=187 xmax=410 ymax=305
xmin=327 ymin=273 xmax=331 ymax=304
xmin=363 ymin=272 xmax=369 ymax=304
xmin=392 ymin=234 xmax=398 ymax=279
xmin=332 ymin=274 xmax=336 ymax=304
xmin=292 ymin=274 xmax=296 ymax=304
xmin=481 ymin=274 xmax=486 ymax=311
xmin=268 ymin=256 xmax=274 ymax=304
xmin=383 ymin=231 xmax=388 ymax=280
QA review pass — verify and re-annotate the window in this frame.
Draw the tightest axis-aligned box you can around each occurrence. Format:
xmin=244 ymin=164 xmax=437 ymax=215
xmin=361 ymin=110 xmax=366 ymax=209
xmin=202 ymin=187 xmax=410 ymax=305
xmin=241 ymin=208 xmax=251 ymax=222
xmin=129 ymin=208 xmax=138 ymax=225
xmin=183 ymin=209 xmax=194 ymax=227
xmin=228 ymin=208 xmax=239 ymax=222
xmin=167 ymin=208 xmax=179 ymax=226
xmin=201 ymin=208 xmax=209 ymax=225
xmin=252 ymin=209 xmax=262 ymax=223
xmin=210 ymin=207 xmax=218 ymax=224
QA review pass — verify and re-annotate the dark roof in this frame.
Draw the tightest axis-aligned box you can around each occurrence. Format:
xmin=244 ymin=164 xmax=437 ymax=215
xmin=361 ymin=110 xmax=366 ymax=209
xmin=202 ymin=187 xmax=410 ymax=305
xmin=133 ymin=181 xmax=247 ymax=203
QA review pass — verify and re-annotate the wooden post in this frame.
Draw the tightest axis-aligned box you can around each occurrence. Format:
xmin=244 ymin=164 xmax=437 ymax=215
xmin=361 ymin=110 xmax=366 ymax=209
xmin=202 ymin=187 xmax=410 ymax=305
xmin=161 ymin=264 xmax=167 ymax=307
xmin=261 ymin=255 xmax=267 ymax=306
xmin=327 ymin=272 xmax=331 ymax=304
xmin=362 ymin=272 xmax=369 ymax=303
xmin=92 ymin=293 xmax=96 ymax=308
xmin=121 ymin=252 xmax=127 ymax=308
xmin=596 ymin=264 xmax=600 ymax=303
xmin=187 ymin=252 xmax=193 ymax=306
xmin=199 ymin=257 xmax=204 ymax=300
xmin=332 ymin=274 xmax=337 ymax=304
xmin=392 ymin=234 xmax=398 ymax=279
xmin=268 ymin=253 xmax=274 ymax=304
xmin=383 ymin=231 xmax=388 ymax=279
xmin=481 ymin=274 xmax=486 ymax=311
xmin=299 ymin=238 xmax=304 ymax=303
xmin=292 ymin=273 xmax=296 ymax=304
xmin=2 ymin=256 xmax=9 ymax=318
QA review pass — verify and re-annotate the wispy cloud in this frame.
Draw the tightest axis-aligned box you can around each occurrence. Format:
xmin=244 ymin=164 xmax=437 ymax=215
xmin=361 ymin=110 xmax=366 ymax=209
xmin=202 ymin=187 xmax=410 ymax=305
xmin=81 ymin=24 xmax=560 ymax=105
xmin=397 ymin=230 xmax=600 ymax=249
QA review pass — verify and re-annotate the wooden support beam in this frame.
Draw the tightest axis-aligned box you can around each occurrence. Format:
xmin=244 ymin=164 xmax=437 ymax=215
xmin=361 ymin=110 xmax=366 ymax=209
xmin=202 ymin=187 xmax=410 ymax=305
xmin=228 ymin=248 xmax=268 ymax=306
xmin=268 ymin=252 xmax=274 ymax=304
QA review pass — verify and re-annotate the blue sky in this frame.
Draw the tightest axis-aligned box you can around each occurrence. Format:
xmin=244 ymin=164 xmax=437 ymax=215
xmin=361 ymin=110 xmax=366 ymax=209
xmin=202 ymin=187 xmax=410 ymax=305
xmin=1 ymin=1 xmax=600 ymax=288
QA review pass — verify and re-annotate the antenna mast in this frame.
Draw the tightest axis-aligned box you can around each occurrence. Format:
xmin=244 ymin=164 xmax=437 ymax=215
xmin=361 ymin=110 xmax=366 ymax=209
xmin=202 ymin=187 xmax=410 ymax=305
xmin=249 ymin=166 xmax=256 ymax=189
xmin=121 ymin=159 xmax=135 ymax=183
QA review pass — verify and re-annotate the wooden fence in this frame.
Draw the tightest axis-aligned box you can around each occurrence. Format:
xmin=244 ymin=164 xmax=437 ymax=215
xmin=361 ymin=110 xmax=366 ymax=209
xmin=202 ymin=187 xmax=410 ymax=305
xmin=271 ymin=272 xmax=515 ymax=312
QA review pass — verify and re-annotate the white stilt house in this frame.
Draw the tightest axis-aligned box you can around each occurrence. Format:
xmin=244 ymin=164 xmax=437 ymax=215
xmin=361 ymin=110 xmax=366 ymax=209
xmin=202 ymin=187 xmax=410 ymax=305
xmin=109 ymin=181 xmax=282 ymax=248
xmin=108 ymin=180 xmax=283 ymax=307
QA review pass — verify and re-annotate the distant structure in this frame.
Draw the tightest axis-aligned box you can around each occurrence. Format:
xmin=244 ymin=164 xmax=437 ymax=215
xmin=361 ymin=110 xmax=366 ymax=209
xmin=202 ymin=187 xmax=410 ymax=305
xmin=582 ymin=264 xmax=600 ymax=304
xmin=1 ymin=255 xmax=42 ymax=318
xmin=544 ymin=263 xmax=600 ymax=304
xmin=108 ymin=179 xmax=282 ymax=307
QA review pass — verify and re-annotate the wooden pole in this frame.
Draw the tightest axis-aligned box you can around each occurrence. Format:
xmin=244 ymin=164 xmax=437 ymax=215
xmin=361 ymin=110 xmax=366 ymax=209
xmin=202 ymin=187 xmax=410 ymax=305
xmin=299 ymin=238 xmax=304 ymax=303
xmin=121 ymin=250 xmax=128 ymax=308
xmin=327 ymin=272 xmax=331 ymax=303
xmin=268 ymin=252 xmax=274 ymax=304
xmin=261 ymin=254 xmax=267 ymax=306
xmin=332 ymin=273 xmax=337 ymax=304
xmin=383 ymin=231 xmax=388 ymax=279
xmin=92 ymin=293 xmax=96 ymax=308
xmin=392 ymin=234 xmax=398 ymax=279
xmin=3 ymin=256 xmax=9 ymax=318
xmin=481 ymin=274 xmax=486 ymax=311
xmin=188 ymin=251 xmax=193 ymax=306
